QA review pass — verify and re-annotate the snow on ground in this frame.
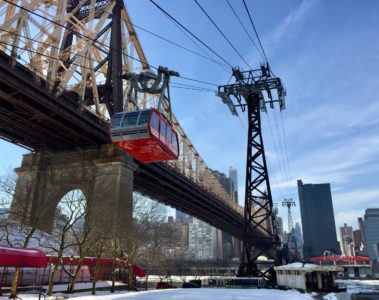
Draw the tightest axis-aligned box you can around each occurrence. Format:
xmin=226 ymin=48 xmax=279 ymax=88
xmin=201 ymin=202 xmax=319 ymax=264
xmin=0 ymin=288 xmax=313 ymax=300
xmin=323 ymin=279 xmax=379 ymax=300
xmin=1 ymin=279 xmax=378 ymax=300
xmin=337 ymin=279 xmax=379 ymax=294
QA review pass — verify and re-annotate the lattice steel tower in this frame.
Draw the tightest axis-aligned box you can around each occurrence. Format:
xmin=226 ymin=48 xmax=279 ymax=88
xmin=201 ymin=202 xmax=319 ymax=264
xmin=282 ymin=198 xmax=297 ymax=261
xmin=282 ymin=199 xmax=295 ymax=233
xmin=217 ymin=64 xmax=286 ymax=277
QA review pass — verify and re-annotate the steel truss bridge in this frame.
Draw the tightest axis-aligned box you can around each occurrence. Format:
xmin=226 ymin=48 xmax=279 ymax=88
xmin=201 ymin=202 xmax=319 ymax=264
xmin=0 ymin=0 xmax=277 ymax=259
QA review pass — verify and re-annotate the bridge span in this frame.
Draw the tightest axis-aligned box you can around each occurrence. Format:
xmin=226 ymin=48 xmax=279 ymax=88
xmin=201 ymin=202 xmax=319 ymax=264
xmin=0 ymin=49 xmax=273 ymax=247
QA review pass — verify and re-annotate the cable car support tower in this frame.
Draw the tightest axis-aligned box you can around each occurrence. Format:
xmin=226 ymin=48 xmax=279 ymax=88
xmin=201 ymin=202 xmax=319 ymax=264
xmin=282 ymin=198 xmax=298 ymax=262
xmin=217 ymin=64 xmax=286 ymax=277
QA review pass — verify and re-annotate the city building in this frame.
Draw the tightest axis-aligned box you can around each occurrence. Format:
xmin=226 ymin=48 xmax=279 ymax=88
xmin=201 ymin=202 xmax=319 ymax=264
xmin=362 ymin=208 xmax=379 ymax=261
xmin=188 ymin=218 xmax=223 ymax=261
xmin=276 ymin=216 xmax=284 ymax=241
xmin=353 ymin=218 xmax=365 ymax=256
xmin=211 ymin=168 xmax=241 ymax=262
xmin=294 ymin=222 xmax=304 ymax=259
xmin=212 ymin=170 xmax=232 ymax=196
xmin=151 ymin=217 xmax=189 ymax=258
xmin=229 ymin=167 xmax=238 ymax=204
xmin=297 ymin=180 xmax=340 ymax=259
xmin=339 ymin=223 xmax=354 ymax=257
xmin=175 ymin=209 xmax=192 ymax=224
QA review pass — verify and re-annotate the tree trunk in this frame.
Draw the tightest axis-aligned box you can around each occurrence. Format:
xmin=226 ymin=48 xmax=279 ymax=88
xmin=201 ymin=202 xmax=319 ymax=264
xmin=9 ymin=267 xmax=20 ymax=299
xmin=145 ymin=273 xmax=149 ymax=290
xmin=128 ymin=264 xmax=133 ymax=291
xmin=68 ymin=260 xmax=84 ymax=294
xmin=47 ymin=264 xmax=57 ymax=296
xmin=110 ymin=259 xmax=116 ymax=293
xmin=91 ymin=256 xmax=101 ymax=295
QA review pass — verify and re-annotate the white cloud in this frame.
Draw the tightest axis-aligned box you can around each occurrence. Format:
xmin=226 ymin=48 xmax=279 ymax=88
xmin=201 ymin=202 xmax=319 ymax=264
xmin=267 ymin=0 xmax=318 ymax=46
xmin=334 ymin=210 xmax=365 ymax=232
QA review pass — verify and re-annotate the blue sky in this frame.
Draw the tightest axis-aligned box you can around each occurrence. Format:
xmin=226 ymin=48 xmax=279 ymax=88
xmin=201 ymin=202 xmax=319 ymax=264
xmin=1 ymin=0 xmax=379 ymax=238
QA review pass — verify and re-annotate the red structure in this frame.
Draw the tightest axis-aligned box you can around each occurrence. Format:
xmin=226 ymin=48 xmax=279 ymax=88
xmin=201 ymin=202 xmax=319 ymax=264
xmin=47 ymin=256 xmax=146 ymax=278
xmin=110 ymin=108 xmax=179 ymax=163
xmin=310 ymin=255 xmax=370 ymax=265
xmin=0 ymin=246 xmax=47 ymax=268
xmin=0 ymin=247 xmax=146 ymax=288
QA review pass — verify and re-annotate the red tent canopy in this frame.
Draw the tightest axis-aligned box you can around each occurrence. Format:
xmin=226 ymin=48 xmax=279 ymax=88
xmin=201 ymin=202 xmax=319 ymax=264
xmin=0 ymin=246 xmax=48 ymax=268
xmin=47 ymin=256 xmax=146 ymax=276
xmin=310 ymin=255 xmax=370 ymax=264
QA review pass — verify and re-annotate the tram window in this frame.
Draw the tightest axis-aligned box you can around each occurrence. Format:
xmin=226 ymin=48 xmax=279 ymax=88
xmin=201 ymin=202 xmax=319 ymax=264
xmin=150 ymin=111 xmax=159 ymax=130
xmin=121 ymin=112 xmax=139 ymax=127
xmin=172 ymin=134 xmax=178 ymax=152
xmin=160 ymin=120 xmax=167 ymax=137
xmin=167 ymin=127 xmax=172 ymax=143
xmin=138 ymin=110 xmax=150 ymax=125
xmin=110 ymin=114 xmax=123 ymax=128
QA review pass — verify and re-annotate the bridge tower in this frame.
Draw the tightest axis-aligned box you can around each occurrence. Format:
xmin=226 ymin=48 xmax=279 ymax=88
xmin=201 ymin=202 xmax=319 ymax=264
xmin=217 ymin=64 xmax=286 ymax=277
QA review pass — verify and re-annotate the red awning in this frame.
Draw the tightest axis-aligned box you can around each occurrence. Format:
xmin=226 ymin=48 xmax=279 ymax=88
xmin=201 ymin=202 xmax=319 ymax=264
xmin=0 ymin=246 xmax=48 ymax=268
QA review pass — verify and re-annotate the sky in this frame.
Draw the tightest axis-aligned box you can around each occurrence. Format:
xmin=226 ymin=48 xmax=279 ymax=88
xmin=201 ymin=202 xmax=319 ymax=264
xmin=1 ymin=0 xmax=379 ymax=239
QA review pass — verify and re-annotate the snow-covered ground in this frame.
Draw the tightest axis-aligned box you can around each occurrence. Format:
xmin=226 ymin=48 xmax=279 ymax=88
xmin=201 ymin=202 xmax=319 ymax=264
xmin=1 ymin=279 xmax=378 ymax=300
xmin=324 ymin=279 xmax=379 ymax=300
xmin=0 ymin=287 xmax=314 ymax=300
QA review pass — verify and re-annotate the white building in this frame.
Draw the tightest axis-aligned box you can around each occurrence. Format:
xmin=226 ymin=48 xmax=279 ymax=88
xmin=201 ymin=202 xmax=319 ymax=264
xmin=188 ymin=218 xmax=223 ymax=260
xmin=274 ymin=263 xmax=342 ymax=291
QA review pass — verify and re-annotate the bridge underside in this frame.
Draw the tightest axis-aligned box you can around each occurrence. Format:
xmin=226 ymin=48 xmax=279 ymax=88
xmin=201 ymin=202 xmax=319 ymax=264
xmin=0 ymin=51 xmax=108 ymax=151
xmin=0 ymin=50 xmax=272 ymax=247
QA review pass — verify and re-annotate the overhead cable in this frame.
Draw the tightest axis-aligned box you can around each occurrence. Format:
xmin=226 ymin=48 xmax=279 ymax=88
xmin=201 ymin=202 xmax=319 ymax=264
xmin=149 ymin=0 xmax=234 ymax=69
xmin=194 ymin=0 xmax=252 ymax=69
xmin=242 ymin=0 xmax=269 ymax=63
xmin=225 ymin=0 xmax=264 ymax=61
xmin=133 ymin=24 xmax=230 ymax=71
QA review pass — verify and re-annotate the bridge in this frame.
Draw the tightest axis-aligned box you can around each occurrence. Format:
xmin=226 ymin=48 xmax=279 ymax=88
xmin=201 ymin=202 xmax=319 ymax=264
xmin=0 ymin=0 xmax=278 ymax=267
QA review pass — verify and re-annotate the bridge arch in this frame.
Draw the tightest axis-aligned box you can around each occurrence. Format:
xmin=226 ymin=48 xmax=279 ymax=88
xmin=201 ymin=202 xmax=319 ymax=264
xmin=10 ymin=145 xmax=136 ymax=239
xmin=52 ymin=189 xmax=87 ymax=238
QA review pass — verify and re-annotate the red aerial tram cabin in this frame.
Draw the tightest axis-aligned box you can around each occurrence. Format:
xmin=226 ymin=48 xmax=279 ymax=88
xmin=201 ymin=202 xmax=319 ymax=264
xmin=109 ymin=108 xmax=179 ymax=163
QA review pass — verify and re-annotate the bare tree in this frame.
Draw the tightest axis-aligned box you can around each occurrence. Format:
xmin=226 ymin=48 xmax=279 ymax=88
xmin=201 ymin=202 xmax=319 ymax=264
xmin=0 ymin=167 xmax=49 ymax=298
xmin=43 ymin=189 xmax=87 ymax=296
xmin=90 ymin=234 xmax=110 ymax=295
xmin=63 ymin=204 xmax=94 ymax=294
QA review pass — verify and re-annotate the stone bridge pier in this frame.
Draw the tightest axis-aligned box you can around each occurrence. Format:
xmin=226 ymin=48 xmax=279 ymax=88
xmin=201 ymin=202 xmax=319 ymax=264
xmin=10 ymin=144 xmax=137 ymax=240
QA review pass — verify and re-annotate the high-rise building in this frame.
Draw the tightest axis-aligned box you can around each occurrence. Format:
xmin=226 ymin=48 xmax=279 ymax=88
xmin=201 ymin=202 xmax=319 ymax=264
xmin=353 ymin=217 xmax=365 ymax=256
xmin=340 ymin=223 xmax=354 ymax=257
xmin=212 ymin=170 xmax=232 ymax=196
xmin=294 ymin=222 xmax=304 ymax=259
xmin=276 ymin=216 xmax=284 ymax=241
xmin=175 ymin=209 xmax=192 ymax=224
xmin=362 ymin=208 xmax=379 ymax=261
xmin=188 ymin=218 xmax=223 ymax=260
xmin=211 ymin=168 xmax=241 ymax=261
xmin=297 ymin=180 xmax=340 ymax=259
xmin=229 ymin=167 xmax=238 ymax=204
